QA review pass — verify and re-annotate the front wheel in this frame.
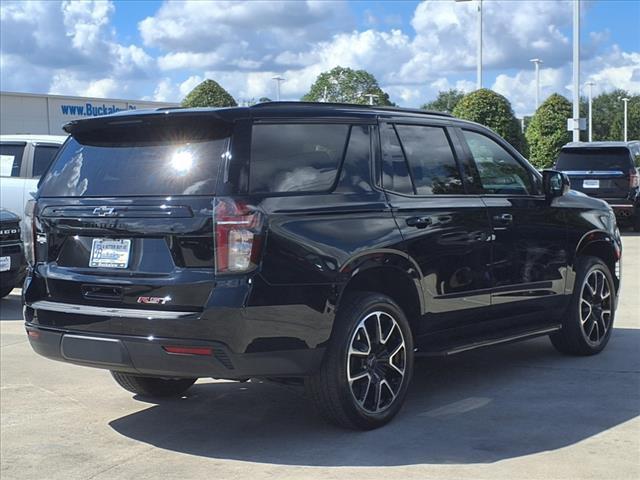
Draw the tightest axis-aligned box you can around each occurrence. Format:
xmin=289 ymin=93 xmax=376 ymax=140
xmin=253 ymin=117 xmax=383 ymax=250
xmin=306 ymin=292 xmax=414 ymax=430
xmin=111 ymin=371 xmax=196 ymax=397
xmin=550 ymin=256 xmax=616 ymax=356
xmin=0 ymin=286 xmax=14 ymax=298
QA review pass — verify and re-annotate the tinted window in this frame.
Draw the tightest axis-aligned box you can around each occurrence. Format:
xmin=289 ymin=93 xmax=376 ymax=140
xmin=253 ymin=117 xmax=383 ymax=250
xmin=381 ymin=123 xmax=413 ymax=194
xmin=0 ymin=143 xmax=25 ymax=177
xmin=336 ymin=125 xmax=372 ymax=193
xmin=250 ymin=124 xmax=349 ymax=193
xmin=395 ymin=125 xmax=463 ymax=195
xmin=632 ymin=144 xmax=640 ymax=167
xmin=463 ymin=130 xmax=533 ymax=195
xmin=32 ymin=145 xmax=60 ymax=177
xmin=39 ymin=137 xmax=228 ymax=197
xmin=556 ymin=148 xmax=632 ymax=171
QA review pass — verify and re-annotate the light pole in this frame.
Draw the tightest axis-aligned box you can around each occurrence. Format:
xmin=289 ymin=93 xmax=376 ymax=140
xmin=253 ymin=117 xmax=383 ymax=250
xmin=530 ymin=58 xmax=543 ymax=110
xmin=272 ymin=75 xmax=285 ymax=101
xmin=364 ymin=93 xmax=379 ymax=105
xmin=621 ymin=97 xmax=629 ymax=142
xmin=571 ymin=0 xmax=580 ymax=142
xmin=585 ymin=81 xmax=595 ymax=142
xmin=455 ymin=0 xmax=482 ymax=90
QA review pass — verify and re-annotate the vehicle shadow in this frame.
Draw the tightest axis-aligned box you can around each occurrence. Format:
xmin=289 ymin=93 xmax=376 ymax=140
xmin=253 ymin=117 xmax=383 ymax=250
xmin=109 ymin=327 xmax=640 ymax=466
xmin=0 ymin=290 xmax=23 ymax=321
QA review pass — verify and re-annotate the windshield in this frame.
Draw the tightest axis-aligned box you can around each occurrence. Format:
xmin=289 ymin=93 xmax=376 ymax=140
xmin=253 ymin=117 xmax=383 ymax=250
xmin=556 ymin=148 xmax=631 ymax=171
xmin=39 ymin=136 xmax=229 ymax=197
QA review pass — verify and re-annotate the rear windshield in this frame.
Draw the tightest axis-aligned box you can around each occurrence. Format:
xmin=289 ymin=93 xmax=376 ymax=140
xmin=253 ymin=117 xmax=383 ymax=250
xmin=39 ymin=126 xmax=229 ymax=197
xmin=556 ymin=148 xmax=631 ymax=171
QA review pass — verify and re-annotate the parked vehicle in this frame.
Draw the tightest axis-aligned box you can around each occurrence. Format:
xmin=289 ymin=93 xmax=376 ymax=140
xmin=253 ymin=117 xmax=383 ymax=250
xmin=0 ymin=135 xmax=67 ymax=217
xmin=23 ymin=103 xmax=622 ymax=429
xmin=555 ymin=141 xmax=640 ymax=231
xmin=0 ymin=208 xmax=25 ymax=298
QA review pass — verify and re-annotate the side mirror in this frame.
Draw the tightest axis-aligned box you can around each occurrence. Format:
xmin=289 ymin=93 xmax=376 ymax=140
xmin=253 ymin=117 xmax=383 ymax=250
xmin=542 ymin=170 xmax=570 ymax=199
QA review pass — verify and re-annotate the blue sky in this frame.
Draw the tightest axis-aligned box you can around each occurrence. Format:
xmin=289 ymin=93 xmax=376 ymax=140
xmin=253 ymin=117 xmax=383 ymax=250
xmin=1 ymin=0 xmax=639 ymax=116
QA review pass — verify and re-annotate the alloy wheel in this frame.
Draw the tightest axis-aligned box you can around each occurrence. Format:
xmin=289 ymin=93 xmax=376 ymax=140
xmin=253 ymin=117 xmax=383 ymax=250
xmin=346 ymin=311 xmax=406 ymax=414
xmin=580 ymin=268 xmax=612 ymax=346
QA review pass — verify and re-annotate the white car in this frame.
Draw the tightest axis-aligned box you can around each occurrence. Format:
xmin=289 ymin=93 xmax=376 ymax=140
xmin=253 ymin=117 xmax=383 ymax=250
xmin=0 ymin=134 xmax=67 ymax=217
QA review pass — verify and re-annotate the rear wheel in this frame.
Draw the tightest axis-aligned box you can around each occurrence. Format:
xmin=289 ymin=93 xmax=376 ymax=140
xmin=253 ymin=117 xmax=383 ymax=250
xmin=633 ymin=209 xmax=640 ymax=232
xmin=550 ymin=256 xmax=615 ymax=355
xmin=306 ymin=292 xmax=414 ymax=430
xmin=111 ymin=371 xmax=196 ymax=397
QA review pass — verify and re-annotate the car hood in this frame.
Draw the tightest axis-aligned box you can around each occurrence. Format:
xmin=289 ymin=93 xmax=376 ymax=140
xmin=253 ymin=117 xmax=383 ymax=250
xmin=0 ymin=208 xmax=20 ymax=223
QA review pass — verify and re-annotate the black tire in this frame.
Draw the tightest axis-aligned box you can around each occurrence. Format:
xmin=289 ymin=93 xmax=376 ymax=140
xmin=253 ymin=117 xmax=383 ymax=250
xmin=0 ymin=286 xmax=14 ymax=298
xmin=110 ymin=371 xmax=196 ymax=397
xmin=305 ymin=292 xmax=414 ymax=430
xmin=550 ymin=256 xmax=615 ymax=356
xmin=633 ymin=210 xmax=640 ymax=232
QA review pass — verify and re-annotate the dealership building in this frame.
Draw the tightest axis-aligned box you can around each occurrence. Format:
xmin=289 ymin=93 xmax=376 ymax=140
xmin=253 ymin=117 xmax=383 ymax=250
xmin=0 ymin=91 xmax=178 ymax=135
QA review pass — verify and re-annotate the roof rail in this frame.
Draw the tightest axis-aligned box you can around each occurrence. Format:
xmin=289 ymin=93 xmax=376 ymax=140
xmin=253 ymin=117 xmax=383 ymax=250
xmin=250 ymin=101 xmax=453 ymax=118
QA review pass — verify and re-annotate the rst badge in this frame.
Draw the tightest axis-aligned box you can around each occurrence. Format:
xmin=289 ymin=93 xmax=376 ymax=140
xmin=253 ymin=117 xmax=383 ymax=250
xmin=137 ymin=296 xmax=171 ymax=305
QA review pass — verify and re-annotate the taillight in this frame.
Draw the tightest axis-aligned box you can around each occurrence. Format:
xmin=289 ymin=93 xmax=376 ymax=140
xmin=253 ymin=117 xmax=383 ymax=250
xmin=22 ymin=199 xmax=37 ymax=266
xmin=213 ymin=198 xmax=263 ymax=274
xmin=630 ymin=169 xmax=639 ymax=188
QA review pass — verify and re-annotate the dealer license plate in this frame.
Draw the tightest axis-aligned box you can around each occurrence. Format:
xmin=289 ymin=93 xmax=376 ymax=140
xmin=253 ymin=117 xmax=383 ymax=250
xmin=89 ymin=239 xmax=131 ymax=269
xmin=0 ymin=256 xmax=10 ymax=272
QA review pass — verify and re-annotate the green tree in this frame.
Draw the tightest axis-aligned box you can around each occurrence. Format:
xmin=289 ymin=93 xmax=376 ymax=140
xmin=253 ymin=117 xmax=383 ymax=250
xmin=525 ymin=93 xmax=573 ymax=169
xmin=591 ymin=89 xmax=628 ymax=141
xmin=453 ymin=88 xmax=527 ymax=154
xmin=421 ymin=89 xmax=465 ymax=113
xmin=302 ymin=66 xmax=393 ymax=106
xmin=610 ymin=95 xmax=640 ymax=141
xmin=181 ymin=79 xmax=237 ymax=108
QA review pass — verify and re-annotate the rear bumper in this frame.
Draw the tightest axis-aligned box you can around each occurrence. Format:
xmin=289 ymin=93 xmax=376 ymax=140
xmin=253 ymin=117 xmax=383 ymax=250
xmin=25 ymin=324 xmax=325 ymax=379
xmin=598 ymin=199 xmax=637 ymax=218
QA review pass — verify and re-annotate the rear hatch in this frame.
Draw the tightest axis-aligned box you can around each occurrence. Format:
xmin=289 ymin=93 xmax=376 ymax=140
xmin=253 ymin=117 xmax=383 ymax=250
xmin=555 ymin=147 xmax=632 ymax=199
xmin=31 ymin=112 xmax=232 ymax=333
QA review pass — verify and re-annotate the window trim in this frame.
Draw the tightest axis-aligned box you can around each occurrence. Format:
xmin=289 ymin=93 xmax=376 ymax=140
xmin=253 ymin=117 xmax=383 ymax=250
xmin=379 ymin=121 xmax=468 ymax=197
xmin=457 ymin=126 xmax=543 ymax=197
xmin=247 ymin=121 xmax=354 ymax=197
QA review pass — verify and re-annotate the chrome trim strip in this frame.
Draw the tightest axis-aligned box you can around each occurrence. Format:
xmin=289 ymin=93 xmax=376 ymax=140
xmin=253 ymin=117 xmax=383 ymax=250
xmin=29 ymin=301 xmax=197 ymax=319
xmin=445 ymin=326 xmax=562 ymax=355
xmin=561 ymin=170 xmax=625 ymax=176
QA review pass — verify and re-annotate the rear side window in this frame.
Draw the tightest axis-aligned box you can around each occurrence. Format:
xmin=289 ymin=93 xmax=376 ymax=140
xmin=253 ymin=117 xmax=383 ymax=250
xmin=39 ymin=137 xmax=229 ymax=197
xmin=0 ymin=143 xmax=25 ymax=177
xmin=32 ymin=145 xmax=60 ymax=177
xmin=556 ymin=148 xmax=632 ymax=171
xmin=250 ymin=124 xmax=349 ymax=193
xmin=394 ymin=125 xmax=464 ymax=195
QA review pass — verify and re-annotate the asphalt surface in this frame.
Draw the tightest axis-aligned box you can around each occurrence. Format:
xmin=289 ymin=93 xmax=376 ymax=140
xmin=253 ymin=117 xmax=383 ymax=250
xmin=1 ymin=233 xmax=639 ymax=480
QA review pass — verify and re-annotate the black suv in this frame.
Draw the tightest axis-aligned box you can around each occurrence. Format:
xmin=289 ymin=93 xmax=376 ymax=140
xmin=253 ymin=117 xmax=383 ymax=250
xmin=24 ymin=103 xmax=622 ymax=429
xmin=555 ymin=141 xmax=640 ymax=231
xmin=1 ymin=208 xmax=25 ymax=298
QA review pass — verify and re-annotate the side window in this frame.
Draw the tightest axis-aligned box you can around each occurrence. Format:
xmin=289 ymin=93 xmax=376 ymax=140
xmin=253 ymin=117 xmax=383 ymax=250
xmin=250 ymin=123 xmax=349 ymax=193
xmin=381 ymin=123 xmax=413 ymax=194
xmin=335 ymin=125 xmax=373 ymax=193
xmin=632 ymin=145 xmax=640 ymax=168
xmin=0 ymin=143 xmax=25 ymax=177
xmin=395 ymin=125 xmax=464 ymax=195
xmin=462 ymin=130 xmax=534 ymax=195
xmin=32 ymin=145 xmax=61 ymax=177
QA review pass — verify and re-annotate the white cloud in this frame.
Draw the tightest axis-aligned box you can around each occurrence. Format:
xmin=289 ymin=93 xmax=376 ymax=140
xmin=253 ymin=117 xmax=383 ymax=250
xmin=1 ymin=0 xmax=638 ymax=114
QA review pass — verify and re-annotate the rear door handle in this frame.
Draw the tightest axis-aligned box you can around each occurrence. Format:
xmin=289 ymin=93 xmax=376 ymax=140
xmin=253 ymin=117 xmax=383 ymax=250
xmin=406 ymin=216 xmax=432 ymax=229
xmin=493 ymin=213 xmax=513 ymax=225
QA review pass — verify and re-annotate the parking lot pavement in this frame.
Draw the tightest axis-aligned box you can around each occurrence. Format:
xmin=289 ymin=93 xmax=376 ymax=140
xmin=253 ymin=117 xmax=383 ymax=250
xmin=1 ymin=234 xmax=638 ymax=480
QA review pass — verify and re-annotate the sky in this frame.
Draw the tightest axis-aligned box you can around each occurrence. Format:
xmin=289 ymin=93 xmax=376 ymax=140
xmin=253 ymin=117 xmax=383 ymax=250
xmin=1 ymin=0 xmax=639 ymax=116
